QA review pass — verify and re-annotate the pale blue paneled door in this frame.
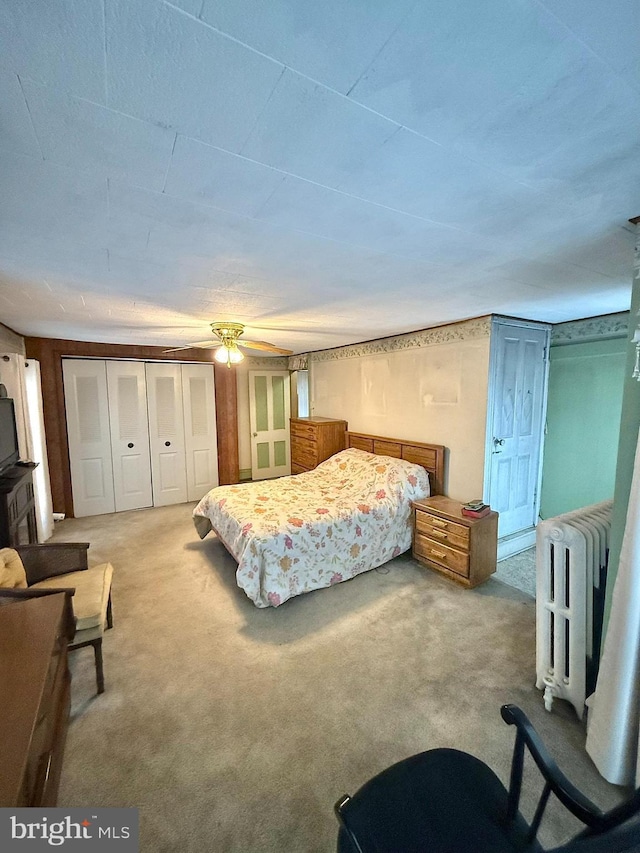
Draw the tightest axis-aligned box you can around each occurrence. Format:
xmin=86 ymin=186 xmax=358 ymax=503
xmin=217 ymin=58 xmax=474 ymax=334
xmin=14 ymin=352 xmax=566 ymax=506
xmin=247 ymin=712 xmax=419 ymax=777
xmin=486 ymin=321 xmax=549 ymax=538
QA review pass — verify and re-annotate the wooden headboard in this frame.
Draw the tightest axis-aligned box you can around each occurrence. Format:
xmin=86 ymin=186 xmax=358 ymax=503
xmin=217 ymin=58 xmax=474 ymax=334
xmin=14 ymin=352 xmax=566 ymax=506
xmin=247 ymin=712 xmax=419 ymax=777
xmin=346 ymin=432 xmax=445 ymax=496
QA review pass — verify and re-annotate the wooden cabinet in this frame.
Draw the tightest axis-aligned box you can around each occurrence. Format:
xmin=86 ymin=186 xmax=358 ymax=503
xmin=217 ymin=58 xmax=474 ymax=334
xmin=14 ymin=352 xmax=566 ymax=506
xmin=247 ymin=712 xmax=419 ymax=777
xmin=412 ymin=496 xmax=498 ymax=588
xmin=0 ymin=593 xmax=74 ymax=806
xmin=0 ymin=464 xmax=38 ymax=547
xmin=290 ymin=417 xmax=347 ymax=474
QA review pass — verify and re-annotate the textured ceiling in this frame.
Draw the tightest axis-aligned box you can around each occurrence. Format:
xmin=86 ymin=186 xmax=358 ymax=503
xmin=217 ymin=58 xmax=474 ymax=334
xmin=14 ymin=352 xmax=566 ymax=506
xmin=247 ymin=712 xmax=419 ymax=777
xmin=0 ymin=0 xmax=638 ymax=354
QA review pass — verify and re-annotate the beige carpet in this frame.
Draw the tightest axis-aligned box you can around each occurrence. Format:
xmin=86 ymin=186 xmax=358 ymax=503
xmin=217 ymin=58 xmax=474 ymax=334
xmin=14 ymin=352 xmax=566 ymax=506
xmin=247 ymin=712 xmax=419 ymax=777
xmin=54 ymin=503 xmax=622 ymax=852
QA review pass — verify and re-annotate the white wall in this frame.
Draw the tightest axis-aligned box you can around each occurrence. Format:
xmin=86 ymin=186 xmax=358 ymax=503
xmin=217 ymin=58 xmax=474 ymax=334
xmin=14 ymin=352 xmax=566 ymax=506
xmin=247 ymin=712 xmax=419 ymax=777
xmin=310 ymin=320 xmax=491 ymax=500
xmin=0 ymin=322 xmax=25 ymax=356
xmin=0 ymin=323 xmax=26 ymax=395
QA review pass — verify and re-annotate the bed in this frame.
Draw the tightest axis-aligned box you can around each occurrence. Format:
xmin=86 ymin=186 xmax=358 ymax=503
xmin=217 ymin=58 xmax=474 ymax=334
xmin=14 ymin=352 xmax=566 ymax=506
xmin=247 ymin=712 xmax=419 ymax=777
xmin=193 ymin=432 xmax=445 ymax=608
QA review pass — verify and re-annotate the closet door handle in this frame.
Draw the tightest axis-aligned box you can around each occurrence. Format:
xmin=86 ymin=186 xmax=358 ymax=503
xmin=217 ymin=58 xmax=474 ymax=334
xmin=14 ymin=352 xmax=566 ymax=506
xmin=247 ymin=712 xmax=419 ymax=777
xmin=165 ymin=441 xmax=171 ymax=447
xmin=127 ymin=443 xmax=134 ymax=449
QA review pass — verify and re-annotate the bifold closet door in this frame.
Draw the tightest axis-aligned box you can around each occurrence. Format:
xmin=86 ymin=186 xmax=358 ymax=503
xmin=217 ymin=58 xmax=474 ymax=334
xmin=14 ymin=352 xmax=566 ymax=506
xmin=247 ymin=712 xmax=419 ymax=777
xmin=63 ymin=360 xmax=115 ymax=517
xmin=181 ymin=363 xmax=219 ymax=500
xmin=145 ymin=363 xmax=188 ymax=506
xmin=106 ymin=361 xmax=153 ymax=512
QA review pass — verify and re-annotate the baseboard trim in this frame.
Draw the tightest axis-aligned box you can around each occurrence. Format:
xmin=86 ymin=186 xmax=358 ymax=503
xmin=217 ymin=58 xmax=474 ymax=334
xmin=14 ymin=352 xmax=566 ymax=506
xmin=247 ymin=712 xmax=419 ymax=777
xmin=498 ymin=528 xmax=536 ymax=561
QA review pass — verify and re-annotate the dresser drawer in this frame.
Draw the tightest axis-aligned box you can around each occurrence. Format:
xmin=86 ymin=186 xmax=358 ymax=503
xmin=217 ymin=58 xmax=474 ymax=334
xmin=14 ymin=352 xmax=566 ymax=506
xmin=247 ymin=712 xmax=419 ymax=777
xmin=291 ymin=462 xmax=308 ymax=475
xmin=290 ymin=421 xmax=318 ymax=441
xmin=415 ymin=510 xmax=469 ymax=550
xmin=414 ymin=533 xmax=469 ymax=578
xmin=291 ymin=435 xmax=318 ymax=469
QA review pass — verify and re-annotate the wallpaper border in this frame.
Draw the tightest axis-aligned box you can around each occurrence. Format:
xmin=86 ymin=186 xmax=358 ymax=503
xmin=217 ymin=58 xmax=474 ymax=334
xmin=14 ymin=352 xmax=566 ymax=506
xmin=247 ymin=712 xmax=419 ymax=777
xmin=244 ymin=355 xmax=289 ymax=368
xmin=306 ymin=315 xmax=492 ymax=364
xmin=551 ymin=312 xmax=629 ymax=345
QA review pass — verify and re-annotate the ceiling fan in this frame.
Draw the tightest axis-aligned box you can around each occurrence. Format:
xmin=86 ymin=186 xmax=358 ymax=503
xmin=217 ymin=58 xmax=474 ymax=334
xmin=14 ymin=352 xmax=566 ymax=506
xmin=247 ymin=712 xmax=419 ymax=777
xmin=165 ymin=322 xmax=293 ymax=367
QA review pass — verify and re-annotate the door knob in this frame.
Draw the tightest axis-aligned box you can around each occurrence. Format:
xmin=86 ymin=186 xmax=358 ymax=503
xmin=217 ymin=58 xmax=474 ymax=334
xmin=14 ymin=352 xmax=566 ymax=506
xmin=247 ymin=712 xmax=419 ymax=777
xmin=493 ymin=437 xmax=505 ymax=446
xmin=252 ymin=432 xmax=257 ymax=437
xmin=165 ymin=441 xmax=171 ymax=447
xmin=127 ymin=443 xmax=134 ymax=449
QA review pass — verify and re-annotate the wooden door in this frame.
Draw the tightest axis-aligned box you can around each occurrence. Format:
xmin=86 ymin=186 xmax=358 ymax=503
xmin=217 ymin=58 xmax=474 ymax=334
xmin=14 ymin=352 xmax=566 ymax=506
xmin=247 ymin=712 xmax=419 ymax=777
xmin=145 ymin=363 xmax=188 ymax=506
xmin=106 ymin=361 xmax=153 ymax=512
xmin=62 ymin=359 xmax=115 ymax=517
xmin=181 ymin=363 xmax=218 ymax=501
xmin=485 ymin=321 xmax=549 ymax=538
xmin=248 ymin=370 xmax=291 ymax=480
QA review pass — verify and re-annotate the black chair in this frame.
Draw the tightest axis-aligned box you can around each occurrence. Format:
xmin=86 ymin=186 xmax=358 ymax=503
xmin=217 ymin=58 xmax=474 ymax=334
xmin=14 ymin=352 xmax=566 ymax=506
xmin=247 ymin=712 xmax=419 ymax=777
xmin=335 ymin=705 xmax=640 ymax=852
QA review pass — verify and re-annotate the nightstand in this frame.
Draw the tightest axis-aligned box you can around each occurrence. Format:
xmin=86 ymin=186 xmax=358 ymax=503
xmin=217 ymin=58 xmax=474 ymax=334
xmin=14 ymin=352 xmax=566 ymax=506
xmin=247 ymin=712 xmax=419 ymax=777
xmin=412 ymin=496 xmax=498 ymax=588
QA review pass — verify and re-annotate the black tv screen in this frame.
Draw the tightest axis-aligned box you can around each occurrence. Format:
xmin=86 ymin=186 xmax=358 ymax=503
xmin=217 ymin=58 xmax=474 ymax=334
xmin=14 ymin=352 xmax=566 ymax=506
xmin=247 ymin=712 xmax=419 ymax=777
xmin=0 ymin=397 xmax=19 ymax=474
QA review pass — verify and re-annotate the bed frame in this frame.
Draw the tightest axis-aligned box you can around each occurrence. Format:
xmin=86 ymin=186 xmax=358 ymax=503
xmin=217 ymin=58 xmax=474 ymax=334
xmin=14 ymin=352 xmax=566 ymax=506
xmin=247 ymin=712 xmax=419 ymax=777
xmin=346 ymin=432 xmax=445 ymax=496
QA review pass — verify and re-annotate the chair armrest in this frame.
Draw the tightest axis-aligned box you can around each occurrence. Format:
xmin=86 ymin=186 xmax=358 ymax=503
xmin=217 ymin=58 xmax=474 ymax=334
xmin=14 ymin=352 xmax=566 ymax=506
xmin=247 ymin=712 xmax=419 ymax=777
xmin=501 ymin=705 xmax=605 ymax=829
xmin=16 ymin=542 xmax=89 ymax=585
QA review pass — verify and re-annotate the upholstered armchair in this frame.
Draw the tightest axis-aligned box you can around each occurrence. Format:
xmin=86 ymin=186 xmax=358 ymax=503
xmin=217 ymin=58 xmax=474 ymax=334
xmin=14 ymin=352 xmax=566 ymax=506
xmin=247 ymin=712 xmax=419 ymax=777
xmin=0 ymin=543 xmax=114 ymax=694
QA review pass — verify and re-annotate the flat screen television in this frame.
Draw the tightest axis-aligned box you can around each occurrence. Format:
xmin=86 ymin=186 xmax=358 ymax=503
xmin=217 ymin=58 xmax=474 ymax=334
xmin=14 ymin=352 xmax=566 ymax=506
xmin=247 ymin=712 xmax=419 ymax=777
xmin=0 ymin=397 xmax=20 ymax=475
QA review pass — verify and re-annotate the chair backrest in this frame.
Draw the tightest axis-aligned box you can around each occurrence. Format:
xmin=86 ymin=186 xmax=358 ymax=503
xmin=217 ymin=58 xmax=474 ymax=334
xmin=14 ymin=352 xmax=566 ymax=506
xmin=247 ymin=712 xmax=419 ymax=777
xmin=0 ymin=548 xmax=27 ymax=589
xmin=500 ymin=705 xmax=640 ymax=852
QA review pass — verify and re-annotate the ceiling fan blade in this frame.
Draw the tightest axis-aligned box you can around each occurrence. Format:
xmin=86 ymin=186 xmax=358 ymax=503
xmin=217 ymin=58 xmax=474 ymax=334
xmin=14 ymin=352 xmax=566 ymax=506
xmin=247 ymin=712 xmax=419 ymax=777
xmin=163 ymin=340 xmax=219 ymax=352
xmin=239 ymin=339 xmax=294 ymax=355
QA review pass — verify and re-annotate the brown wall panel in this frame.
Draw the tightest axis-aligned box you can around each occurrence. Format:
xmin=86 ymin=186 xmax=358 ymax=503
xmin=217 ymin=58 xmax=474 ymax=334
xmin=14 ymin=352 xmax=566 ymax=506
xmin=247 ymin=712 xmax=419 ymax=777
xmin=24 ymin=338 xmax=239 ymax=516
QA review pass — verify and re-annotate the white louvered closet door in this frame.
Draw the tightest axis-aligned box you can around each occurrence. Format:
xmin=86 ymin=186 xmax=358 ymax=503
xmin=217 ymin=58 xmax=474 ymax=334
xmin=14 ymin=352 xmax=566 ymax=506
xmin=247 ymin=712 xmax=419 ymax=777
xmin=182 ymin=363 xmax=218 ymax=501
xmin=106 ymin=361 xmax=153 ymax=512
xmin=145 ymin=363 xmax=188 ymax=506
xmin=62 ymin=360 xmax=115 ymax=517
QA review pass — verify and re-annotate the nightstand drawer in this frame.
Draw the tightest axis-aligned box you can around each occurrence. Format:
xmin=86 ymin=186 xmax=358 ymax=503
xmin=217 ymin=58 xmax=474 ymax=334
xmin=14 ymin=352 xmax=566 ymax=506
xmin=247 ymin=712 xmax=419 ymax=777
xmin=415 ymin=511 xmax=469 ymax=550
xmin=414 ymin=533 xmax=470 ymax=578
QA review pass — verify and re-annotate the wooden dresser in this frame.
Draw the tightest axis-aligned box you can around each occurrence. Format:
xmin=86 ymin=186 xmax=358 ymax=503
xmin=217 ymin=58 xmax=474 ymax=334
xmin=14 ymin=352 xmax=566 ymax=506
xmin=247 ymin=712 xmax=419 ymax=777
xmin=412 ymin=496 xmax=498 ymax=588
xmin=0 ymin=593 xmax=74 ymax=806
xmin=290 ymin=417 xmax=348 ymax=474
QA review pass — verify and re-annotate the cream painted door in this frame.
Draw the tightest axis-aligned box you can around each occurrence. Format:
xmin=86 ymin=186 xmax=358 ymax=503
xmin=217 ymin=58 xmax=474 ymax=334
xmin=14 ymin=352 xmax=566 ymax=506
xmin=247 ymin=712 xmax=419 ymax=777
xmin=249 ymin=370 xmax=291 ymax=480
xmin=63 ymin=359 xmax=115 ymax=517
xmin=485 ymin=320 xmax=550 ymax=538
xmin=181 ymin=363 xmax=218 ymax=500
xmin=106 ymin=361 xmax=153 ymax=512
xmin=145 ymin=363 xmax=188 ymax=506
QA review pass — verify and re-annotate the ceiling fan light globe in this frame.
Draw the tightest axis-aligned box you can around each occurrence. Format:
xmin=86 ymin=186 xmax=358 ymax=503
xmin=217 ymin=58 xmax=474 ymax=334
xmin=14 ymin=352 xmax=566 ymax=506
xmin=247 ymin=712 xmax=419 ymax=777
xmin=214 ymin=343 xmax=244 ymax=367
xmin=214 ymin=345 xmax=231 ymax=364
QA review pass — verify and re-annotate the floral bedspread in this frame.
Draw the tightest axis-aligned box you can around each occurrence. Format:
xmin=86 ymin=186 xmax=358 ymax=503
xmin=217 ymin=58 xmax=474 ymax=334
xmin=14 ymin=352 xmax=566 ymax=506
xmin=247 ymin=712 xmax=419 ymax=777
xmin=192 ymin=448 xmax=430 ymax=608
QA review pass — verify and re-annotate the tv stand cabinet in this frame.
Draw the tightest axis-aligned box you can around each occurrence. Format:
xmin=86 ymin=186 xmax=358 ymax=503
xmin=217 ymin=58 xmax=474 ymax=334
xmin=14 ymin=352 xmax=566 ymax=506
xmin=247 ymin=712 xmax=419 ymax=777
xmin=0 ymin=463 xmax=38 ymax=547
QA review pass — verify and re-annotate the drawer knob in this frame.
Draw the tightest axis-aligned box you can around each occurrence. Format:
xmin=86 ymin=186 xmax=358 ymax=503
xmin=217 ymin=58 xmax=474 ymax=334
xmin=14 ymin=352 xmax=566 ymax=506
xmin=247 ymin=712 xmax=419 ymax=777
xmin=432 ymin=549 xmax=447 ymax=559
xmin=432 ymin=530 xmax=448 ymax=539
xmin=431 ymin=518 xmax=448 ymax=528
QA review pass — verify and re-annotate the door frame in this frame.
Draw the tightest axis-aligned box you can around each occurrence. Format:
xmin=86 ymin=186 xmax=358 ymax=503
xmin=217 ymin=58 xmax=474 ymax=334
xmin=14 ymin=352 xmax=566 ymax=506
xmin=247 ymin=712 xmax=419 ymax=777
xmin=483 ymin=316 xmax=551 ymax=557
